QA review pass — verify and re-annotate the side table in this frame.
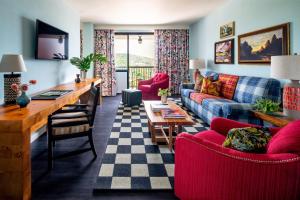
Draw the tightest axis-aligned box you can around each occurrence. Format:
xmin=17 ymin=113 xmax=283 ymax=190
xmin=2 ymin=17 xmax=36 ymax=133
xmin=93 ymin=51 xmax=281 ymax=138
xmin=251 ymin=111 xmax=295 ymax=127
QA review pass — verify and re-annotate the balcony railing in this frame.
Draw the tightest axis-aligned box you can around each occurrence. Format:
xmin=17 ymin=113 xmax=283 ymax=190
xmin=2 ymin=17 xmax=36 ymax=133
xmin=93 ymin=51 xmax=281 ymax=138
xmin=129 ymin=66 xmax=153 ymax=88
xmin=116 ymin=66 xmax=154 ymax=89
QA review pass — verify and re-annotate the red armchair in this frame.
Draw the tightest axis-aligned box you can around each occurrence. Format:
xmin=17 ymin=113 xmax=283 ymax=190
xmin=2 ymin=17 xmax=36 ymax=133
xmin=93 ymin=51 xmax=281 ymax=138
xmin=138 ymin=73 xmax=169 ymax=100
xmin=175 ymin=118 xmax=300 ymax=200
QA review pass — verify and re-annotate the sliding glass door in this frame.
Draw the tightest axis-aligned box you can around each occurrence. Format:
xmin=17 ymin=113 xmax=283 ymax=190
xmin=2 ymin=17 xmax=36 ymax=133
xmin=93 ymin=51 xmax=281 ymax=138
xmin=115 ymin=33 xmax=154 ymax=90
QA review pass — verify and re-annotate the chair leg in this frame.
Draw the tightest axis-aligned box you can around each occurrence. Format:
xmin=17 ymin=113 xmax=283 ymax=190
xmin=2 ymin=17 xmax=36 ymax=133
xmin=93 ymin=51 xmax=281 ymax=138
xmin=88 ymin=132 xmax=97 ymax=158
xmin=48 ymin=134 xmax=53 ymax=170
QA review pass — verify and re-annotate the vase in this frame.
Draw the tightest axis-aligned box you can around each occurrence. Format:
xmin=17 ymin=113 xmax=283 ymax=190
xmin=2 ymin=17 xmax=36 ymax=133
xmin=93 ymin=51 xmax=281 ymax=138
xmin=80 ymin=70 xmax=87 ymax=81
xmin=16 ymin=91 xmax=31 ymax=108
xmin=75 ymin=74 xmax=81 ymax=83
xmin=161 ymin=95 xmax=168 ymax=104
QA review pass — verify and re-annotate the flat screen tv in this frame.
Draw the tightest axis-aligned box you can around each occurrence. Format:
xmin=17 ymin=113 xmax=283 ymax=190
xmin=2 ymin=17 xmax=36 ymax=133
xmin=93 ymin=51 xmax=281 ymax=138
xmin=35 ymin=20 xmax=69 ymax=60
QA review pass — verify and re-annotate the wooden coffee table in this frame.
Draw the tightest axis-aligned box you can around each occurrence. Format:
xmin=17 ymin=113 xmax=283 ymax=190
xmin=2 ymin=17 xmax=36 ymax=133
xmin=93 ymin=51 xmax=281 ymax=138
xmin=144 ymin=101 xmax=195 ymax=151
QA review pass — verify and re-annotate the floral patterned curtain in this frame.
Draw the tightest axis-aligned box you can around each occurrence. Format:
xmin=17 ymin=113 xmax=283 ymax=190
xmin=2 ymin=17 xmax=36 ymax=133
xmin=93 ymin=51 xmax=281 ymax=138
xmin=154 ymin=29 xmax=189 ymax=94
xmin=94 ymin=29 xmax=117 ymax=96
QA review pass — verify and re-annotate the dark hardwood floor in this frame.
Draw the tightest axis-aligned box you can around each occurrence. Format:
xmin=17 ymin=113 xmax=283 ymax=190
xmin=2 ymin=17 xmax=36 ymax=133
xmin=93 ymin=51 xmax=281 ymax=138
xmin=31 ymin=95 xmax=177 ymax=200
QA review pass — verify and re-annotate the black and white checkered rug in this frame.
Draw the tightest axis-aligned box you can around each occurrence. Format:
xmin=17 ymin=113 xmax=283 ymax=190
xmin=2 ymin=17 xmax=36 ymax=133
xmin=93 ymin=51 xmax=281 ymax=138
xmin=94 ymin=99 xmax=209 ymax=190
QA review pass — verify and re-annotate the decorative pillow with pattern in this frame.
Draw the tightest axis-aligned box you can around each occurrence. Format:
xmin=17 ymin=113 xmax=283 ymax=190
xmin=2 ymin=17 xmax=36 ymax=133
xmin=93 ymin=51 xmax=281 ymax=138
xmin=218 ymin=74 xmax=239 ymax=100
xmin=194 ymin=74 xmax=204 ymax=92
xmin=200 ymin=78 xmax=222 ymax=96
xmin=223 ymin=127 xmax=271 ymax=153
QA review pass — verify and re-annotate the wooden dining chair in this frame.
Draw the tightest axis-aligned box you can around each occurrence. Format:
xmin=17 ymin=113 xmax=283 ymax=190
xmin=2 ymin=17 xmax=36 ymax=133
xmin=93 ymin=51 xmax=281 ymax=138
xmin=47 ymin=82 xmax=100 ymax=169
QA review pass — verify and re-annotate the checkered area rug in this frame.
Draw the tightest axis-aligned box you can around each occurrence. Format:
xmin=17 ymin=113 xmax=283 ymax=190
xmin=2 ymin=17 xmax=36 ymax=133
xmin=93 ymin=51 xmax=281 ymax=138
xmin=94 ymin=98 xmax=209 ymax=190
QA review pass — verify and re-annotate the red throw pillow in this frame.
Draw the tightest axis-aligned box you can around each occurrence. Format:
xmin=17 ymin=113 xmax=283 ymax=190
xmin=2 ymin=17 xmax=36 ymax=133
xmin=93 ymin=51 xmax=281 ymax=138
xmin=218 ymin=74 xmax=239 ymax=99
xmin=200 ymin=78 xmax=222 ymax=96
xmin=267 ymin=120 xmax=300 ymax=155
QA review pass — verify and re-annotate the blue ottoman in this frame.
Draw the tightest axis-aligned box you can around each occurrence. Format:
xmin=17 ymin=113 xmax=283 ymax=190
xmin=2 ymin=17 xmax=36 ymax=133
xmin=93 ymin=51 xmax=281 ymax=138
xmin=122 ymin=89 xmax=142 ymax=107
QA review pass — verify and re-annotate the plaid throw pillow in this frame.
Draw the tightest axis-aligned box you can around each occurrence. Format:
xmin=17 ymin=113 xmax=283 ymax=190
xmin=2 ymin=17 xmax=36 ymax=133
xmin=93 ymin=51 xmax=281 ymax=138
xmin=223 ymin=127 xmax=271 ymax=153
xmin=218 ymin=74 xmax=239 ymax=100
xmin=200 ymin=78 xmax=222 ymax=96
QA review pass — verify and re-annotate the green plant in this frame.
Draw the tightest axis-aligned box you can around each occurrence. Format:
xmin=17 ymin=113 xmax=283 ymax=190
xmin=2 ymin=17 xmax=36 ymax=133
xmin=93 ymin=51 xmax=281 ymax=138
xmin=158 ymin=88 xmax=171 ymax=97
xmin=70 ymin=53 xmax=107 ymax=72
xmin=254 ymin=98 xmax=281 ymax=113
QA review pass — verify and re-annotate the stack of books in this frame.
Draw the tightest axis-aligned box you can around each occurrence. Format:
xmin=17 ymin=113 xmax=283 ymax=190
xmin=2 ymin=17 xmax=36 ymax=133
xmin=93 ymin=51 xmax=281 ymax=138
xmin=161 ymin=109 xmax=186 ymax=119
xmin=150 ymin=102 xmax=171 ymax=112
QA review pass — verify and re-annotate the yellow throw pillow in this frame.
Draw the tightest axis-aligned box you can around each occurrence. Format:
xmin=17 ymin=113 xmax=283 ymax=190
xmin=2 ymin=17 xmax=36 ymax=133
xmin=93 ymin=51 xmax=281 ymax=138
xmin=194 ymin=74 xmax=204 ymax=92
xmin=200 ymin=78 xmax=222 ymax=96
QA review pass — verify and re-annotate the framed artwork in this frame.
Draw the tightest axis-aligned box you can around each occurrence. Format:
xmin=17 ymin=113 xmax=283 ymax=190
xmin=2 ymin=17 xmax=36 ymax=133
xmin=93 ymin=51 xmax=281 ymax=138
xmin=220 ymin=21 xmax=235 ymax=39
xmin=238 ymin=23 xmax=290 ymax=64
xmin=215 ymin=39 xmax=234 ymax=64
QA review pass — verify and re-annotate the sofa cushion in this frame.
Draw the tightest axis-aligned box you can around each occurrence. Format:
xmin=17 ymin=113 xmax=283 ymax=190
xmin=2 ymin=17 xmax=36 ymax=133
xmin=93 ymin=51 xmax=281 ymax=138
xmin=153 ymin=73 xmax=168 ymax=83
xmin=267 ymin=120 xmax=300 ymax=155
xmin=194 ymin=130 xmax=226 ymax=145
xmin=201 ymin=98 xmax=236 ymax=117
xmin=218 ymin=74 xmax=239 ymax=100
xmin=233 ymin=76 xmax=281 ymax=104
xmin=194 ymin=74 xmax=204 ymax=92
xmin=223 ymin=127 xmax=271 ymax=153
xmin=190 ymin=92 xmax=221 ymax=104
xmin=181 ymin=89 xmax=194 ymax=98
xmin=201 ymin=78 xmax=222 ymax=96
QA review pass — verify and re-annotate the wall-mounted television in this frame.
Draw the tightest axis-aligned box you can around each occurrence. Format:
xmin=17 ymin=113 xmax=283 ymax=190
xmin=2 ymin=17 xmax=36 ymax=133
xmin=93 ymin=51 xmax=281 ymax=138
xmin=35 ymin=20 xmax=69 ymax=60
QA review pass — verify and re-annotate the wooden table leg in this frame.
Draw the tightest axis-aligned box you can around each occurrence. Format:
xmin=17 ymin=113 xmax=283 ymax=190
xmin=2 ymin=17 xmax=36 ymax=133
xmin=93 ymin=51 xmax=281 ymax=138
xmin=0 ymin=129 xmax=31 ymax=200
xmin=168 ymin=125 xmax=173 ymax=151
xmin=177 ymin=125 xmax=182 ymax=133
xmin=148 ymin=120 xmax=156 ymax=143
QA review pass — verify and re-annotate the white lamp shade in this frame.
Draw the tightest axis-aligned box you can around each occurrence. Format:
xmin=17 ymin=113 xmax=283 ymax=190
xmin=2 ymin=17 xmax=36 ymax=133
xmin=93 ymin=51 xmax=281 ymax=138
xmin=271 ymin=55 xmax=300 ymax=80
xmin=189 ymin=59 xmax=205 ymax=70
xmin=0 ymin=54 xmax=27 ymax=72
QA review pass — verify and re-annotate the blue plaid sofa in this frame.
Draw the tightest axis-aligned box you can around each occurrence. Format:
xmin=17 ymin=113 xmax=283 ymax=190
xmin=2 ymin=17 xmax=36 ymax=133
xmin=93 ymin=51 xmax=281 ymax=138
xmin=181 ymin=71 xmax=281 ymax=125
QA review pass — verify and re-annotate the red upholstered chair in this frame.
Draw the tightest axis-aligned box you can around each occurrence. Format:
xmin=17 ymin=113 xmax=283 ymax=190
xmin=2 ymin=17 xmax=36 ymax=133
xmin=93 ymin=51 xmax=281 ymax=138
xmin=138 ymin=73 xmax=169 ymax=100
xmin=175 ymin=118 xmax=300 ymax=200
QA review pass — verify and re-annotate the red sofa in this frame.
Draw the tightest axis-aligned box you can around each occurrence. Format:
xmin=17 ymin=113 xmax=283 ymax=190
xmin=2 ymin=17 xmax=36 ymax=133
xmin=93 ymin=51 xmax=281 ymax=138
xmin=175 ymin=118 xmax=300 ymax=200
xmin=138 ymin=73 xmax=169 ymax=100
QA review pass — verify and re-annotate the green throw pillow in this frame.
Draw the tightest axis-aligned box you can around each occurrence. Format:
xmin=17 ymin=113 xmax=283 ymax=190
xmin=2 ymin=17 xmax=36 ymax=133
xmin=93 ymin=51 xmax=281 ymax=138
xmin=223 ymin=127 xmax=271 ymax=153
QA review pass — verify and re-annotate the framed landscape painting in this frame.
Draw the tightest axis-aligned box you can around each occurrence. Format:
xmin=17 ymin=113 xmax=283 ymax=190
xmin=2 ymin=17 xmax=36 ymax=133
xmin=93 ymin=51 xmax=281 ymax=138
xmin=238 ymin=23 xmax=290 ymax=64
xmin=220 ymin=21 xmax=235 ymax=39
xmin=215 ymin=39 xmax=234 ymax=64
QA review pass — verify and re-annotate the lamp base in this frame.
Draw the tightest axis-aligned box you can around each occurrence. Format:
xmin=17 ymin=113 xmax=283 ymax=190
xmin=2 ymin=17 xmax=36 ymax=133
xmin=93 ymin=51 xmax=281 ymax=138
xmin=4 ymin=73 xmax=21 ymax=104
xmin=283 ymin=80 xmax=300 ymax=119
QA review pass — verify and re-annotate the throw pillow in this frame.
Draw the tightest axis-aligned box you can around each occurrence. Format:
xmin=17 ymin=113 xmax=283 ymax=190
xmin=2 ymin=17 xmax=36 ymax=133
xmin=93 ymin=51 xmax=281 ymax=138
xmin=218 ymin=74 xmax=239 ymax=99
xmin=194 ymin=74 xmax=204 ymax=92
xmin=223 ymin=127 xmax=271 ymax=153
xmin=200 ymin=78 xmax=222 ymax=96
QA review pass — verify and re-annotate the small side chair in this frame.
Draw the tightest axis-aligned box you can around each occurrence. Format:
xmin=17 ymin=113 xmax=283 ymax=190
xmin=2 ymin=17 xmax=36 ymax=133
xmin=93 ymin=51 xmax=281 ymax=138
xmin=47 ymin=83 xmax=100 ymax=169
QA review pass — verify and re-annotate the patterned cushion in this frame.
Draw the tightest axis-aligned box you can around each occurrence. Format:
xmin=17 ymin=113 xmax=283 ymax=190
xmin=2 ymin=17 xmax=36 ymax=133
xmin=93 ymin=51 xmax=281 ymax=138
xmin=190 ymin=92 xmax=221 ymax=104
xmin=201 ymin=98 xmax=236 ymax=116
xmin=223 ymin=127 xmax=271 ymax=153
xmin=233 ymin=76 xmax=281 ymax=104
xmin=218 ymin=74 xmax=239 ymax=99
xmin=51 ymin=112 xmax=90 ymax=136
xmin=194 ymin=74 xmax=204 ymax=92
xmin=200 ymin=78 xmax=222 ymax=96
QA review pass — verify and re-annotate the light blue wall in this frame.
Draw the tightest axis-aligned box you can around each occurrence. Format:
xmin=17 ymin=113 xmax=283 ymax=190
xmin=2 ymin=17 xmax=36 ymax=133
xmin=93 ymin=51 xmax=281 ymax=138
xmin=0 ymin=0 xmax=80 ymax=102
xmin=81 ymin=22 xmax=95 ymax=78
xmin=190 ymin=0 xmax=300 ymax=78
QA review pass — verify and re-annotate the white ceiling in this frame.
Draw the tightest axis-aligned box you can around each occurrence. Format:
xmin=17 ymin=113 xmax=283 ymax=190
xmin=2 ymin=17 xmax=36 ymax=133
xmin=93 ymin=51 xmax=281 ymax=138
xmin=65 ymin=0 xmax=227 ymax=25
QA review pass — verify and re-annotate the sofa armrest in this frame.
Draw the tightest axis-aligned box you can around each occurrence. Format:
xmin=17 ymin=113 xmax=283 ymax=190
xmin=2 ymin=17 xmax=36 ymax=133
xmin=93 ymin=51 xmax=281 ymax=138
xmin=150 ymin=79 xmax=169 ymax=90
xmin=180 ymin=83 xmax=195 ymax=90
xmin=175 ymin=132 xmax=300 ymax=200
xmin=222 ymin=103 xmax=253 ymax=117
xmin=138 ymin=78 xmax=153 ymax=86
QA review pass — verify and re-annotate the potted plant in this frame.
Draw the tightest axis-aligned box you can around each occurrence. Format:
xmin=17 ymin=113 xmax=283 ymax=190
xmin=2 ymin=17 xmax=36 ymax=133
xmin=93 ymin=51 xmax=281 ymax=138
xmin=254 ymin=98 xmax=281 ymax=114
xmin=158 ymin=88 xmax=171 ymax=104
xmin=70 ymin=53 xmax=107 ymax=81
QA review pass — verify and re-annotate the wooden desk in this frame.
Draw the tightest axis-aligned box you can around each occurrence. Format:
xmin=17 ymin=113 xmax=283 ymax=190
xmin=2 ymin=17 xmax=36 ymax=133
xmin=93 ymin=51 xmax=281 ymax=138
xmin=251 ymin=111 xmax=294 ymax=127
xmin=0 ymin=78 xmax=101 ymax=200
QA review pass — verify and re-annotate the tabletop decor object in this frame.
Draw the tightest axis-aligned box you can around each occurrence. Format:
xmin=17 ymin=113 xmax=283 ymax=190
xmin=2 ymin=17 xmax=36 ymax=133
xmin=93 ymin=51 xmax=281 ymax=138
xmin=254 ymin=98 xmax=281 ymax=114
xmin=189 ymin=58 xmax=205 ymax=82
xmin=271 ymin=55 xmax=300 ymax=118
xmin=70 ymin=53 xmax=107 ymax=81
xmin=11 ymin=80 xmax=37 ymax=108
xmin=0 ymin=54 xmax=27 ymax=104
xmin=158 ymin=88 xmax=171 ymax=104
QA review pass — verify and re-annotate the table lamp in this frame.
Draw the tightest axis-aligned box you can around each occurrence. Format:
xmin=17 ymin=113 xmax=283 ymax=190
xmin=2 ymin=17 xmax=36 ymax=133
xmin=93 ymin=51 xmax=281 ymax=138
xmin=0 ymin=54 xmax=27 ymax=104
xmin=271 ymin=55 xmax=300 ymax=119
xmin=189 ymin=59 xmax=205 ymax=82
